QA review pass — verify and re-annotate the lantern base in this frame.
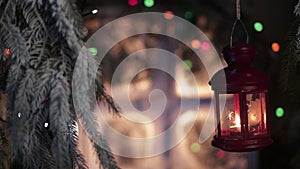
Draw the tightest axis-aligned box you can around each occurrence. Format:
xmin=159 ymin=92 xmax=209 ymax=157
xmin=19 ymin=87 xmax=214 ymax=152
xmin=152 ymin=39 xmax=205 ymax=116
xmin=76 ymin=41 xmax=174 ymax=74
xmin=212 ymin=136 xmax=273 ymax=152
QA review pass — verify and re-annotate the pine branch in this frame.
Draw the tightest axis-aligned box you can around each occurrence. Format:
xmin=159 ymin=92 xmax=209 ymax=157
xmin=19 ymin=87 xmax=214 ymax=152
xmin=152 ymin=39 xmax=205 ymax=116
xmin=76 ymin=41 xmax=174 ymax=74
xmin=0 ymin=0 xmax=13 ymax=23
xmin=95 ymin=65 xmax=120 ymax=114
xmin=75 ymin=109 xmax=120 ymax=169
xmin=0 ymin=7 xmax=29 ymax=65
xmin=48 ymin=43 xmax=88 ymax=169
xmin=93 ymin=134 xmax=120 ymax=169
xmin=68 ymin=121 xmax=88 ymax=169
xmin=44 ymin=0 xmax=84 ymax=59
xmin=0 ymin=21 xmax=30 ymax=111
xmin=1 ymin=0 xmax=120 ymax=168
xmin=8 ymin=68 xmax=37 ymax=168
xmin=73 ymin=47 xmax=120 ymax=169
xmin=294 ymin=0 xmax=300 ymax=16
xmin=48 ymin=72 xmax=73 ymax=168
xmin=279 ymin=14 xmax=300 ymax=105
xmin=28 ymin=71 xmax=55 ymax=169
xmin=47 ymin=39 xmax=75 ymax=81
xmin=86 ymin=46 xmax=120 ymax=115
xmin=19 ymin=0 xmax=49 ymax=69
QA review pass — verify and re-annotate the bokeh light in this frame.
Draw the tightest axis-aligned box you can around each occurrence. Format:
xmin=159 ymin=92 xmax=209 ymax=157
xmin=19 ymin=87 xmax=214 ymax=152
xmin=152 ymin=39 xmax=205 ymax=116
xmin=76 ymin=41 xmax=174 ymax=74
xmin=197 ymin=16 xmax=207 ymax=27
xmin=191 ymin=39 xmax=201 ymax=49
xmin=144 ymin=0 xmax=154 ymax=8
xmin=271 ymin=42 xmax=280 ymax=53
xmin=44 ymin=122 xmax=49 ymax=128
xmin=91 ymin=9 xmax=98 ymax=15
xmin=190 ymin=142 xmax=201 ymax=153
xmin=201 ymin=41 xmax=211 ymax=51
xmin=184 ymin=11 xmax=193 ymax=20
xmin=254 ymin=21 xmax=264 ymax=32
xmin=128 ymin=0 xmax=138 ymax=6
xmin=89 ymin=47 xmax=98 ymax=56
xmin=183 ymin=59 xmax=193 ymax=70
xmin=4 ymin=48 xmax=10 ymax=56
xmin=216 ymin=150 xmax=225 ymax=159
xmin=164 ymin=11 xmax=174 ymax=20
xmin=275 ymin=107 xmax=285 ymax=118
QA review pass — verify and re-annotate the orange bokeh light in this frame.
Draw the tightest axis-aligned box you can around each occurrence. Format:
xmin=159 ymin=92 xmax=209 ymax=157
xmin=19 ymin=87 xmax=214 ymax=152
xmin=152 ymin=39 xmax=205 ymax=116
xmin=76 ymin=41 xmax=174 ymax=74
xmin=271 ymin=42 xmax=280 ymax=53
xmin=191 ymin=39 xmax=201 ymax=49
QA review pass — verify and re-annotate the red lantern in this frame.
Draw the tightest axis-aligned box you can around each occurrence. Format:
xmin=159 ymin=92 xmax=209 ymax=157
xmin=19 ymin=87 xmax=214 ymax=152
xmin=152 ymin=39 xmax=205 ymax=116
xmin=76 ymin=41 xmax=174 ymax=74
xmin=210 ymin=43 xmax=273 ymax=152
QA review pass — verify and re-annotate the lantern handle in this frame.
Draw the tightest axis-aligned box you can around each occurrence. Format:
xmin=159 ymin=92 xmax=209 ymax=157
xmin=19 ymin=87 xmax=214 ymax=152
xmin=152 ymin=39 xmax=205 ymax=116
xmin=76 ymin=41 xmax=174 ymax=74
xmin=230 ymin=0 xmax=249 ymax=48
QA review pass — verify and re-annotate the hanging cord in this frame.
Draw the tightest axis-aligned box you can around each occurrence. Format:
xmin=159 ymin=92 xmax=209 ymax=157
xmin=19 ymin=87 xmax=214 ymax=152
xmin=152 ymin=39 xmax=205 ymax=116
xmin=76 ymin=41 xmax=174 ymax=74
xmin=230 ymin=0 xmax=249 ymax=47
xmin=236 ymin=0 xmax=241 ymax=20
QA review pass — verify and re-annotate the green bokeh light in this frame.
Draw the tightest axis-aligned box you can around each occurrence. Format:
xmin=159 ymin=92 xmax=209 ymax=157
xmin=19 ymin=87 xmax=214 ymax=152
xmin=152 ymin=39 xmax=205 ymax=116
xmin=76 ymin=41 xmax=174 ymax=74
xmin=184 ymin=11 xmax=193 ymax=20
xmin=144 ymin=0 xmax=154 ymax=8
xmin=254 ymin=22 xmax=263 ymax=32
xmin=89 ymin=47 xmax=98 ymax=56
xmin=276 ymin=107 xmax=285 ymax=118
xmin=190 ymin=142 xmax=201 ymax=153
xmin=184 ymin=60 xmax=193 ymax=70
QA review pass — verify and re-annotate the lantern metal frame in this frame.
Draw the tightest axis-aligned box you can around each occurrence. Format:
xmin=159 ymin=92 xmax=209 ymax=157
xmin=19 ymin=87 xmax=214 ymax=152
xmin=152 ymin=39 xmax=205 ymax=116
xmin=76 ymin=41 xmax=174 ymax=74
xmin=210 ymin=43 xmax=273 ymax=152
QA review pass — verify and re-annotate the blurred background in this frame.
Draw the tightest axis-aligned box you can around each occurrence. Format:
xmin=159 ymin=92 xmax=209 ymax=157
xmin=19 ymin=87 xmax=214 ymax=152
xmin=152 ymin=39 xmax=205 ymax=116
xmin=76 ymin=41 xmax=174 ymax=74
xmin=78 ymin=0 xmax=300 ymax=169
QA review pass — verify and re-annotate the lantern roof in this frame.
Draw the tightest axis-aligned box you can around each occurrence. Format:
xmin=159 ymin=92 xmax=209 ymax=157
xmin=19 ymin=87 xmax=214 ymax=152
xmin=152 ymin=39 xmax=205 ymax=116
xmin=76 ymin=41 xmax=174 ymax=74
xmin=210 ymin=43 xmax=269 ymax=93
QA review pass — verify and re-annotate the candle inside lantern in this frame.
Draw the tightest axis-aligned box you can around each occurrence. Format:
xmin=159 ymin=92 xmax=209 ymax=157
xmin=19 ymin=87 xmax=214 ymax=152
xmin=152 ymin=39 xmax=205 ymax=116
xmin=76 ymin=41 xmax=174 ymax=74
xmin=219 ymin=94 xmax=242 ymax=136
xmin=228 ymin=94 xmax=241 ymax=132
xmin=229 ymin=112 xmax=241 ymax=130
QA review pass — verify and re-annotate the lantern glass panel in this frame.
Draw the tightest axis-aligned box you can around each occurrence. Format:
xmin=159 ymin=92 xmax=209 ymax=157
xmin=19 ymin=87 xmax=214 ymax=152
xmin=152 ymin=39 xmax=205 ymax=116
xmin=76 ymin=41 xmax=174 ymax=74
xmin=246 ymin=92 xmax=267 ymax=136
xmin=219 ymin=93 xmax=241 ymax=137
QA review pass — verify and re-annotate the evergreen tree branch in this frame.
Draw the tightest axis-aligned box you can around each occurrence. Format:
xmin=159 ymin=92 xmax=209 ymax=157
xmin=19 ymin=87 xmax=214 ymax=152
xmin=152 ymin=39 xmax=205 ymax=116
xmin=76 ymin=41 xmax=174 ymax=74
xmin=68 ymin=120 xmax=88 ymax=169
xmin=1 ymin=0 xmax=121 ymax=168
xmin=73 ymin=47 xmax=120 ymax=169
xmin=95 ymin=66 xmax=120 ymax=114
xmin=294 ymin=0 xmax=300 ymax=16
xmin=29 ymin=70 xmax=55 ymax=169
xmin=7 ymin=69 xmax=34 ymax=168
xmin=0 ymin=0 xmax=13 ymax=23
xmin=44 ymin=0 xmax=84 ymax=59
xmin=279 ymin=11 xmax=300 ymax=104
xmin=49 ymin=72 xmax=73 ymax=168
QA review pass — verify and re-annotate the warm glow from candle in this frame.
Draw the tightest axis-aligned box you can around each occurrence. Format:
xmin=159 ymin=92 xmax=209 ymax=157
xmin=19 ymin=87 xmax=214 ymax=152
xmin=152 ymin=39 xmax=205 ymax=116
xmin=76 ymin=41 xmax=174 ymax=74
xmin=230 ymin=113 xmax=241 ymax=129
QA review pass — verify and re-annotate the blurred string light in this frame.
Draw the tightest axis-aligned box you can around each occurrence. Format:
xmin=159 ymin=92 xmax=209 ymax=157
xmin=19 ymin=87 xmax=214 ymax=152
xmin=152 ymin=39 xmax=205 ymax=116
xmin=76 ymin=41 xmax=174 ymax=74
xmin=190 ymin=142 xmax=201 ymax=153
xmin=275 ymin=107 xmax=285 ymax=118
xmin=191 ymin=39 xmax=201 ymax=49
xmin=144 ymin=0 xmax=154 ymax=8
xmin=91 ymin=9 xmax=98 ymax=15
xmin=128 ymin=0 xmax=138 ymax=6
xmin=164 ymin=11 xmax=174 ymax=20
xmin=254 ymin=21 xmax=263 ymax=32
xmin=183 ymin=59 xmax=192 ymax=70
xmin=4 ymin=48 xmax=10 ymax=56
xmin=184 ymin=11 xmax=193 ymax=20
xmin=200 ymin=41 xmax=211 ymax=51
xmin=82 ymin=8 xmax=99 ymax=17
xmin=17 ymin=112 xmax=22 ymax=118
xmin=44 ymin=122 xmax=49 ymax=128
xmin=271 ymin=42 xmax=280 ymax=53
xmin=89 ymin=47 xmax=98 ymax=56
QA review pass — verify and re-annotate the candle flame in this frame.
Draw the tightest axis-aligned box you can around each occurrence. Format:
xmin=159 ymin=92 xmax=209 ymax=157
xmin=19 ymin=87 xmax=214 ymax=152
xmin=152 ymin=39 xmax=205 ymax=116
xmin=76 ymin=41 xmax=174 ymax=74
xmin=230 ymin=113 xmax=241 ymax=128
